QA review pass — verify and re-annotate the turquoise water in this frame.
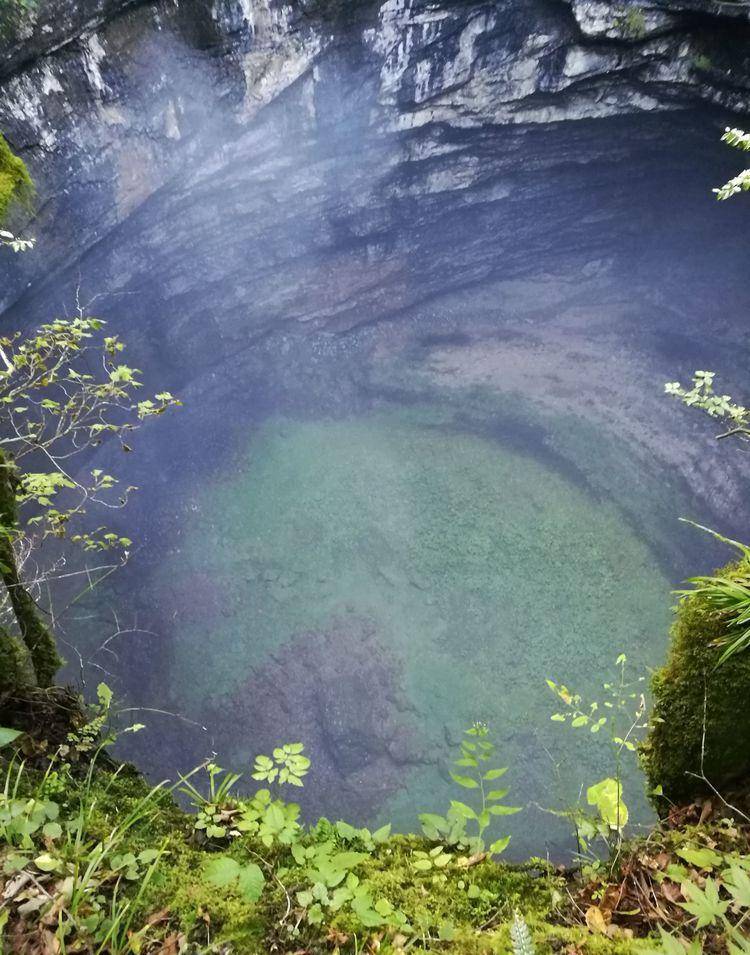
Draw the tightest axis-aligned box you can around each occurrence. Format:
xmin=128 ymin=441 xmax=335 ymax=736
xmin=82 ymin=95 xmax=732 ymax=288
xmin=151 ymin=406 xmax=670 ymax=855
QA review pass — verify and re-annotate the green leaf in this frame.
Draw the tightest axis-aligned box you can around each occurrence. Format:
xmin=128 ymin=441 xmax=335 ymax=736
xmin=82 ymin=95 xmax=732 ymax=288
xmin=586 ymin=778 xmax=628 ymax=830
xmin=42 ymin=822 xmax=62 ymax=840
xmin=488 ymin=804 xmax=521 ymax=816
xmin=438 ymin=921 xmax=455 ymax=941
xmin=203 ymin=856 xmax=240 ymax=888
xmin=0 ymin=727 xmax=22 ymax=747
xmin=297 ymin=889 xmax=313 ymax=907
xmin=372 ymin=824 xmax=391 ymax=842
xmin=489 ymin=836 xmax=511 ymax=855
xmin=237 ymin=863 xmax=265 ymax=902
xmin=724 ymin=864 xmax=750 ymax=908
xmin=675 ymin=846 xmax=723 ymax=870
xmin=450 ymin=772 xmax=479 ymax=789
xmin=34 ymin=853 xmax=61 ymax=873
xmin=679 ymin=879 xmax=729 ymax=929
xmin=486 ymin=789 xmax=509 ymax=801
xmin=97 ymin=683 xmax=113 ymax=710
xmin=449 ymin=800 xmax=477 ymax=820
xmin=483 ymin=768 xmax=508 ymax=780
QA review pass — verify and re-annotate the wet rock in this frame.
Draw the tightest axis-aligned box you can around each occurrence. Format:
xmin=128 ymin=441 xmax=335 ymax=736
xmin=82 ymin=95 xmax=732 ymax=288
xmin=0 ymin=0 xmax=749 ymax=311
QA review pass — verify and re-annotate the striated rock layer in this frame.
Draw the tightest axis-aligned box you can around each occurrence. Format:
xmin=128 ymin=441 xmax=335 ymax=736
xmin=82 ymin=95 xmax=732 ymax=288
xmin=0 ymin=0 xmax=749 ymax=306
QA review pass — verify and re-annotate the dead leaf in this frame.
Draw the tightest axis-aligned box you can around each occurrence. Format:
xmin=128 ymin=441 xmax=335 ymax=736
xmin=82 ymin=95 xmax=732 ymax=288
xmin=326 ymin=928 xmax=349 ymax=946
xmin=661 ymin=881 xmax=683 ymax=904
xmin=585 ymin=905 xmax=609 ymax=934
xmin=39 ymin=928 xmax=60 ymax=955
xmin=145 ymin=908 xmax=170 ymax=927
xmin=157 ymin=933 xmax=180 ymax=955
xmin=2 ymin=872 xmax=32 ymax=901
xmin=456 ymin=852 xmax=487 ymax=869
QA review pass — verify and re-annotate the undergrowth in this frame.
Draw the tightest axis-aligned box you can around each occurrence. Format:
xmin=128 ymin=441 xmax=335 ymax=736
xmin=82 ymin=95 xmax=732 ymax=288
xmin=4 ymin=688 xmax=750 ymax=955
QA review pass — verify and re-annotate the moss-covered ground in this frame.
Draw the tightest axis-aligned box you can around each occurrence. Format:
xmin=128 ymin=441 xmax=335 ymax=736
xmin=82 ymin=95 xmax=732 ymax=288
xmin=5 ymin=713 xmax=750 ymax=955
xmin=0 ymin=735 xmax=651 ymax=955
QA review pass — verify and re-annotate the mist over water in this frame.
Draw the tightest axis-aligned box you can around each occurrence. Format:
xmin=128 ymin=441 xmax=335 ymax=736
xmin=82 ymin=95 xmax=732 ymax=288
xmin=6 ymin=19 xmax=750 ymax=858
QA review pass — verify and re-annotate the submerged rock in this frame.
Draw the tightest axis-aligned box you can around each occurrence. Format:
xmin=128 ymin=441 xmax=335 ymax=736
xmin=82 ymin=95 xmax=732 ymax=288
xmin=206 ymin=618 xmax=424 ymax=822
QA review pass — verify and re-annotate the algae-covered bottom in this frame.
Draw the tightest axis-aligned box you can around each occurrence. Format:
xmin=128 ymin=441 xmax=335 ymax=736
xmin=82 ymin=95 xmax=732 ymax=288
xmin=152 ymin=406 xmax=669 ymax=857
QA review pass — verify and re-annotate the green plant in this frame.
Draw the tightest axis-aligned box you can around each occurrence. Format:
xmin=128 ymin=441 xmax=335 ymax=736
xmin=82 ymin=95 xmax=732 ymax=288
xmin=0 ymin=761 xmax=61 ymax=850
xmin=179 ymin=761 xmax=242 ymax=839
xmin=333 ymin=819 xmax=391 ymax=851
xmin=614 ymin=6 xmax=646 ymax=38
xmin=0 ymin=721 xmax=172 ymax=955
xmin=288 ymin=840 xmax=409 ymax=932
xmin=648 ymin=852 xmax=750 ymax=954
xmin=419 ymin=722 xmax=520 ymax=856
xmin=511 ymin=911 xmax=536 ymax=955
xmin=673 ymin=524 xmax=750 ymax=665
xmin=0 ymin=228 xmax=33 ymax=252
xmin=714 ymin=127 xmax=750 ymax=201
xmin=412 ymin=844 xmax=453 ymax=872
xmin=180 ymin=746 xmax=308 ymax=846
xmin=236 ymin=787 xmax=301 ymax=847
xmin=0 ymin=305 xmax=180 ymax=689
xmin=665 ymin=370 xmax=750 ymax=448
xmin=0 ymin=726 xmax=21 ymax=747
xmin=0 ymin=135 xmax=32 ymax=221
xmin=203 ymin=854 xmax=265 ymax=902
xmin=547 ymin=656 xmax=646 ymax=859
xmin=643 ymin=546 xmax=750 ymax=804
xmin=251 ymin=742 xmax=310 ymax=786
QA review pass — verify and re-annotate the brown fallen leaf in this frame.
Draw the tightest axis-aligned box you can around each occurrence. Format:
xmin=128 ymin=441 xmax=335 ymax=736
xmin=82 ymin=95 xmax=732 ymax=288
xmin=585 ymin=905 xmax=609 ymax=934
xmin=145 ymin=908 xmax=170 ymax=927
xmin=456 ymin=852 xmax=487 ymax=868
xmin=39 ymin=927 xmax=60 ymax=955
xmin=2 ymin=872 xmax=32 ymax=901
xmin=157 ymin=933 xmax=180 ymax=955
xmin=326 ymin=928 xmax=349 ymax=946
xmin=661 ymin=881 xmax=683 ymax=904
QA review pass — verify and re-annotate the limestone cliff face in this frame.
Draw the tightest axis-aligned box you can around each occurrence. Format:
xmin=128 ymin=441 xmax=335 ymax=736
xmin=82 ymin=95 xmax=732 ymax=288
xmin=0 ymin=0 xmax=748 ymax=309
xmin=2 ymin=0 xmax=750 ymax=828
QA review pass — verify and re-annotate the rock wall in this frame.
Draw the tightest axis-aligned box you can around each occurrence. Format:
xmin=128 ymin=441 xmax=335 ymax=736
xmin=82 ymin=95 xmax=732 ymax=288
xmin=0 ymin=0 xmax=748 ymax=309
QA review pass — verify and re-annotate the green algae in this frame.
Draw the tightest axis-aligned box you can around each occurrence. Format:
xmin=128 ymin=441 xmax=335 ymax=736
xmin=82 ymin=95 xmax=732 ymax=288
xmin=157 ymin=406 xmax=670 ymax=854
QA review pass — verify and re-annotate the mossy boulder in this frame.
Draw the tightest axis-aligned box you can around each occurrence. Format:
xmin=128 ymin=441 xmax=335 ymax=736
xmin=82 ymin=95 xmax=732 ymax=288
xmin=0 ymin=132 xmax=32 ymax=222
xmin=642 ymin=555 xmax=750 ymax=807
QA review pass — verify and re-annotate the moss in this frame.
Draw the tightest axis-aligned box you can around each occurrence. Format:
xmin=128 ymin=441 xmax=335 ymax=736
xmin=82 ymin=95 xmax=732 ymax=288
xmin=329 ymin=835 xmax=557 ymax=938
xmin=642 ymin=556 xmax=750 ymax=806
xmin=0 ymin=626 xmax=36 ymax=692
xmin=0 ymin=133 xmax=32 ymax=222
xmin=0 ymin=450 xmax=63 ymax=688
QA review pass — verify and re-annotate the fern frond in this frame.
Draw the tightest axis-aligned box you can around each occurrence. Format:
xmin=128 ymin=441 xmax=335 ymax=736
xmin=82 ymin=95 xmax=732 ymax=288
xmin=511 ymin=911 xmax=536 ymax=955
